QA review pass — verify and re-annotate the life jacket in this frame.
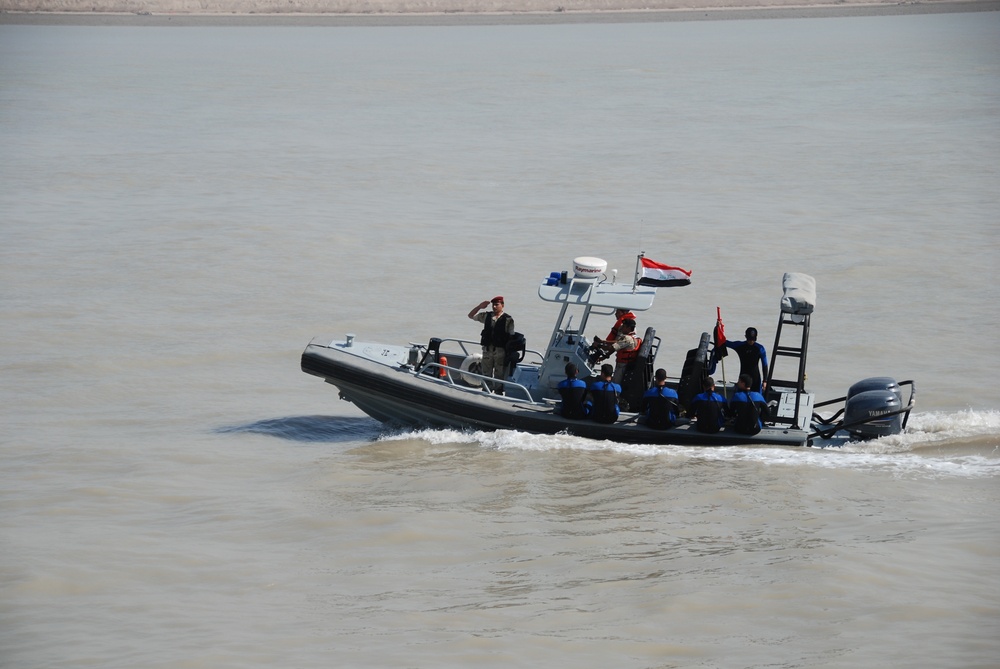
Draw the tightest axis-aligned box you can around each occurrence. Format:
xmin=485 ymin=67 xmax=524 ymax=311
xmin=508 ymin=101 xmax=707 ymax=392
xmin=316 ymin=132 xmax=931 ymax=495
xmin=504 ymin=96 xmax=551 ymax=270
xmin=644 ymin=387 xmax=678 ymax=429
xmin=589 ymin=380 xmax=620 ymax=424
xmin=480 ymin=312 xmax=512 ymax=349
xmin=615 ymin=335 xmax=641 ymax=365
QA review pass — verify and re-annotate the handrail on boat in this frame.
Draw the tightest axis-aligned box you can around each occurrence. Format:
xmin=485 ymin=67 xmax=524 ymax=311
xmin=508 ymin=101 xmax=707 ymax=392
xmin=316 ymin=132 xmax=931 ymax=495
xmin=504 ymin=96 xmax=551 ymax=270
xmin=420 ymin=360 xmax=539 ymax=402
xmin=418 ymin=336 xmax=546 ymax=366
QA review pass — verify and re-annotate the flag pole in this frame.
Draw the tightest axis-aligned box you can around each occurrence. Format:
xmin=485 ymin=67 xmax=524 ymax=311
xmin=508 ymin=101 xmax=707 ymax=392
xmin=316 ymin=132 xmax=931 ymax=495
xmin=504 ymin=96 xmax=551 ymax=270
xmin=720 ymin=355 xmax=728 ymax=400
xmin=716 ymin=306 xmax=728 ymax=400
xmin=632 ymin=251 xmax=644 ymax=294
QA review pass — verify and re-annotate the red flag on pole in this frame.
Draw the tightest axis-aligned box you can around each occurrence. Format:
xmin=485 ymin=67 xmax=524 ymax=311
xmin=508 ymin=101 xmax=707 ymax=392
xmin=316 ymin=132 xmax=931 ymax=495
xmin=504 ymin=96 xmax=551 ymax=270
xmin=714 ymin=306 xmax=728 ymax=359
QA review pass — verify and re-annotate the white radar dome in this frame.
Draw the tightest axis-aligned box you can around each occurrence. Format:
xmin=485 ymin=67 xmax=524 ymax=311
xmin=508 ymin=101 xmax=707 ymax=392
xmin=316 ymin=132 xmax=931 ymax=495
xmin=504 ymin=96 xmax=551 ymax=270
xmin=573 ymin=256 xmax=607 ymax=279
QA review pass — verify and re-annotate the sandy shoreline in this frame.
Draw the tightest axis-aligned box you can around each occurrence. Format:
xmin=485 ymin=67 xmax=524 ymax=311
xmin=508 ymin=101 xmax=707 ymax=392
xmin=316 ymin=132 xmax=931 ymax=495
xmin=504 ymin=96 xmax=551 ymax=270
xmin=1 ymin=0 xmax=997 ymax=25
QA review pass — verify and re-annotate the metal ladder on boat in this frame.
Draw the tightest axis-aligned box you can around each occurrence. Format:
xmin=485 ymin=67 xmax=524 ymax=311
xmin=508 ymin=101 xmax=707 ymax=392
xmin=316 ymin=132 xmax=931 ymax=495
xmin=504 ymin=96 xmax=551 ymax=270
xmin=765 ymin=310 xmax=811 ymax=429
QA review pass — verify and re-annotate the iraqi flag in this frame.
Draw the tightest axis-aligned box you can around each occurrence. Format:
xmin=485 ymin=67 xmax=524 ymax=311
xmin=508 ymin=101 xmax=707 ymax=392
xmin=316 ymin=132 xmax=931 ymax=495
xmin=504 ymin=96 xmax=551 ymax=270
xmin=637 ymin=258 xmax=692 ymax=288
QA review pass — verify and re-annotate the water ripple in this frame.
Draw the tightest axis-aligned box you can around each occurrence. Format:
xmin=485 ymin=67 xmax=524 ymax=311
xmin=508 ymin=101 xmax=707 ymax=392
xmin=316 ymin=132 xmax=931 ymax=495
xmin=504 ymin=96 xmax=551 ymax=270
xmin=216 ymin=415 xmax=382 ymax=442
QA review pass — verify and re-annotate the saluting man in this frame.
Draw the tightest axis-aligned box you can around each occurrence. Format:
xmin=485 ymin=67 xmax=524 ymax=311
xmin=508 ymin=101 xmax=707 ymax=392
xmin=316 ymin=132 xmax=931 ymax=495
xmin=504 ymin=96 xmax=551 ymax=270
xmin=468 ymin=296 xmax=514 ymax=393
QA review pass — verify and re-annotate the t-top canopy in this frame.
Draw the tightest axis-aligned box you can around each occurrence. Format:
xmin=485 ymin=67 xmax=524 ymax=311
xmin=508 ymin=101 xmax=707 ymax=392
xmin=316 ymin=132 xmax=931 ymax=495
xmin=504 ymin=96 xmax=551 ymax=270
xmin=538 ymin=277 xmax=657 ymax=312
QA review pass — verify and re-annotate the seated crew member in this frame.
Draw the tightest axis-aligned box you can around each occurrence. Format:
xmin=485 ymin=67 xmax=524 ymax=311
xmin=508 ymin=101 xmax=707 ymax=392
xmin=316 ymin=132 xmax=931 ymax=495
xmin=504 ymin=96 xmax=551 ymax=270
xmin=586 ymin=363 xmax=621 ymax=424
xmin=690 ymin=377 xmax=727 ymax=434
xmin=468 ymin=295 xmax=514 ymax=394
xmin=729 ymin=373 xmax=770 ymax=435
xmin=723 ymin=326 xmax=769 ymax=394
xmin=641 ymin=368 xmax=679 ymax=429
xmin=557 ymin=362 xmax=589 ymax=419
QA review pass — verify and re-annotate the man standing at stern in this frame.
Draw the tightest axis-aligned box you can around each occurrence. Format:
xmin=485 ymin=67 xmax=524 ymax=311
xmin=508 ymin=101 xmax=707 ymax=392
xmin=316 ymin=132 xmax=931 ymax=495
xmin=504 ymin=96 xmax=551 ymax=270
xmin=724 ymin=326 xmax=769 ymax=394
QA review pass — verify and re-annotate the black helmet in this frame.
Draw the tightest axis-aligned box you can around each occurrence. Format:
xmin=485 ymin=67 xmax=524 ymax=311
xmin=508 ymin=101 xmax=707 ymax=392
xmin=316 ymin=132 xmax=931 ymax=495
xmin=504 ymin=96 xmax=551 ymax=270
xmin=745 ymin=327 xmax=758 ymax=340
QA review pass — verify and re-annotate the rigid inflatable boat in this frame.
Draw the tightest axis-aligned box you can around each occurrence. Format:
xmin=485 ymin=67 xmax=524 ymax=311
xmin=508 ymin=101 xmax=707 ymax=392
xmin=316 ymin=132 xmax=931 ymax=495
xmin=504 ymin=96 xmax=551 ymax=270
xmin=301 ymin=256 xmax=914 ymax=447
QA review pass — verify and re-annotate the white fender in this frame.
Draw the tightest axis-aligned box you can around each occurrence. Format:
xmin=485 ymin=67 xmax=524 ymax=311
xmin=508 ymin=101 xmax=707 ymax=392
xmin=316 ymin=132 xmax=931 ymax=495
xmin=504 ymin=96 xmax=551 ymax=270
xmin=460 ymin=354 xmax=484 ymax=386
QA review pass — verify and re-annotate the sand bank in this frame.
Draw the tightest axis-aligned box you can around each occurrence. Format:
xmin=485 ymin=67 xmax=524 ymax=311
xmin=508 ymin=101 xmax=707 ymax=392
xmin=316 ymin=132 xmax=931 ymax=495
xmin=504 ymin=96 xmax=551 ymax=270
xmin=1 ymin=0 xmax=997 ymax=24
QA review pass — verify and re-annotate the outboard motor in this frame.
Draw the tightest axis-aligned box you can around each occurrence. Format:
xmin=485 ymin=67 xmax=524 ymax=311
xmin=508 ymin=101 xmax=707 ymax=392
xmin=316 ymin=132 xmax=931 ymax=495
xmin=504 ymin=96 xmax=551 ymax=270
xmin=849 ymin=377 xmax=903 ymax=405
xmin=843 ymin=377 xmax=904 ymax=440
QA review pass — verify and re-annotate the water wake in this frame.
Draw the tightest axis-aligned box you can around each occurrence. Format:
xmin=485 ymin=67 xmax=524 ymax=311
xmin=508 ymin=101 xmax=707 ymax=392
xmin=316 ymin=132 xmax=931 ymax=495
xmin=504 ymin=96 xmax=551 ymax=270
xmin=376 ymin=410 xmax=1000 ymax=478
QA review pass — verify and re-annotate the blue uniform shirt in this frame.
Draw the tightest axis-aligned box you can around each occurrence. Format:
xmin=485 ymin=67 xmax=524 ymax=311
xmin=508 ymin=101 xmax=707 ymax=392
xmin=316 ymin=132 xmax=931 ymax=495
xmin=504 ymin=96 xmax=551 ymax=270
xmin=587 ymin=379 xmax=622 ymax=423
xmin=557 ymin=377 xmax=589 ymax=419
xmin=729 ymin=389 xmax=768 ymax=434
xmin=642 ymin=385 xmax=679 ymax=429
xmin=723 ymin=339 xmax=769 ymax=393
xmin=691 ymin=390 xmax=727 ymax=432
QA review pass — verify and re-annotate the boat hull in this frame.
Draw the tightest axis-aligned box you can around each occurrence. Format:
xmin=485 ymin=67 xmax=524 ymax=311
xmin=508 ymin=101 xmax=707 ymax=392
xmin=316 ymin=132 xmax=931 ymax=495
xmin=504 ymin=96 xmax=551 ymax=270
xmin=301 ymin=340 xmax=810 ymax=447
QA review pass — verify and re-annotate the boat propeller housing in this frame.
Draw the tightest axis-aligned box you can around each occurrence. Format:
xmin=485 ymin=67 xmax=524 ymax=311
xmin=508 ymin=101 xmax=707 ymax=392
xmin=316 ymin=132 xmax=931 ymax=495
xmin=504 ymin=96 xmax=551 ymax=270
xmin=844 ymin=377 xmax=904 ymax=439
